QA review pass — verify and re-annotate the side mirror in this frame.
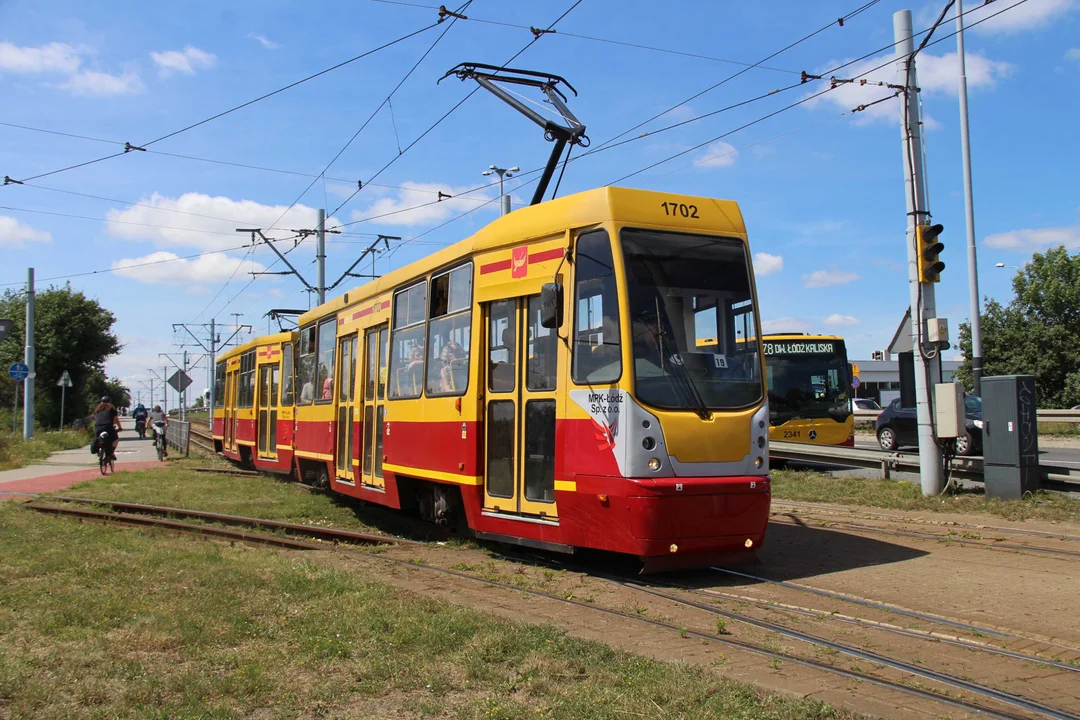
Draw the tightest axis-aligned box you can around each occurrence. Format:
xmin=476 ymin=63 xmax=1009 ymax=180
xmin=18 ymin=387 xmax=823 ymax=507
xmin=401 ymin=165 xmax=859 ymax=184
xmin=539 ymin=283 xmax=562 ymax=329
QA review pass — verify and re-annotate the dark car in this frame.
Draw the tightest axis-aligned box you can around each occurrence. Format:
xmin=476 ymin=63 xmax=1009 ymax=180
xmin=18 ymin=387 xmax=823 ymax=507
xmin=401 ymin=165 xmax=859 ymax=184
xmin=875 ymin=395 xmax=983 ymax=456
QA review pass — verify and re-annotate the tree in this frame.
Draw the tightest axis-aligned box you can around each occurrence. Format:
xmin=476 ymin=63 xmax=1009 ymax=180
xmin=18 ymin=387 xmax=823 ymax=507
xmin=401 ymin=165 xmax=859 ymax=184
xmin=0 ymin=284 xmax=123 ymax=427
xmin=956 ymin=246 xmax=1080 ymax=408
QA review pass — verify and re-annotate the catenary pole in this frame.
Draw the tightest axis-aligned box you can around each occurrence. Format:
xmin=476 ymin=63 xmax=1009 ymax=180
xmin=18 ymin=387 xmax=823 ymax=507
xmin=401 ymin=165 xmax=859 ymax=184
xmin=895 ymin=10 xmax=943 ymax=496
xmin=955 ymin=0 xmax=983 ymax=397
xmin=316 ymin=208 xmax=326 ymax=305
xmin=23 ymin=268 xmax=34 ymax=439
xmin=209 ymin=318 xmax=216 ymax=421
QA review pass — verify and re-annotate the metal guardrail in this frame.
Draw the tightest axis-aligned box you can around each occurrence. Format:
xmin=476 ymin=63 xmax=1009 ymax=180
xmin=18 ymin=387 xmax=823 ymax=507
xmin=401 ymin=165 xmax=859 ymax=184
xmin=165 ymin=420 xmax=190 ymax=458
xmin=770 ymin=441 xmax=1079 ymax=492
xmin=852 ymin=408 xmax=1080 ymax=424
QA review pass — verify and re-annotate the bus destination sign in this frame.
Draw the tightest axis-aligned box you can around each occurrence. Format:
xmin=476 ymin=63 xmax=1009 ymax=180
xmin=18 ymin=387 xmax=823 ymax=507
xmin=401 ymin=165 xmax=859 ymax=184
xmin=763 ymin=341 xmax=837 ymax=356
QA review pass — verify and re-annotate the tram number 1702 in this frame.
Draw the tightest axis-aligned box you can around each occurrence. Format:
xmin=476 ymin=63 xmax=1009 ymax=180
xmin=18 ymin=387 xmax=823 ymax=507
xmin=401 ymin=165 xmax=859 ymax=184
xmin=660 ymin=201 xmax=699 ymax=219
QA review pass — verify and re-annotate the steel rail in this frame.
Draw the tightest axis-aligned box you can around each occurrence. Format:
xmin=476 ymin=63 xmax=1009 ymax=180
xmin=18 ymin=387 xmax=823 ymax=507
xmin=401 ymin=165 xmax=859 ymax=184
xmin=23 ymin=500 xmax=1042 ymax=719
xmin=41 ymin=496 xmax=418 ymax=545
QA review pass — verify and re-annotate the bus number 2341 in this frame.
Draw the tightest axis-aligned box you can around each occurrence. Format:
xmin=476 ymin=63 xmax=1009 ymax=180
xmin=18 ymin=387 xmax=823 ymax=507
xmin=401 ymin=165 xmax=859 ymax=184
xmin=661 ymin=201 xmax=699 ymax=219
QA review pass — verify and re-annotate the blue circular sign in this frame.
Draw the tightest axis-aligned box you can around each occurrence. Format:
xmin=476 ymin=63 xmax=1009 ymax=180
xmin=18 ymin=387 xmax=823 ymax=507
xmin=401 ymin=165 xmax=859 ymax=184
xmin=8 ymin=362 xmax=29 ymax=382
xmin=851 ymin=376 xmax=861 ymax=389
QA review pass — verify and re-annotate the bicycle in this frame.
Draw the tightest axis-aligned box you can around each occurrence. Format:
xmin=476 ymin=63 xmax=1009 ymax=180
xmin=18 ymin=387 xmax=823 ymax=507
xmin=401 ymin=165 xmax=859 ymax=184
xmin=97 ymin=430 xmax=115 ymax=475
xmin=152 ymin=422 xmax=167 ymax=461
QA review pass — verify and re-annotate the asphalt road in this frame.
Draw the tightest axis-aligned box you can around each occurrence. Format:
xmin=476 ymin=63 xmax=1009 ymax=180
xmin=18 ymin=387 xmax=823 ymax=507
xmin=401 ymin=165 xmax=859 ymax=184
xmin=854 ymin=436 xmax=1080 ymax=468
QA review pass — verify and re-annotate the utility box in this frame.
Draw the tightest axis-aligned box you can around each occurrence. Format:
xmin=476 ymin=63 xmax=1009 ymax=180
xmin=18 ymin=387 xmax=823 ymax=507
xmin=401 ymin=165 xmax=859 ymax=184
xmin=934 ymin=383 xmax=964 ymax=439
xmin=982 ymin=375 xmax=1040 ymax=500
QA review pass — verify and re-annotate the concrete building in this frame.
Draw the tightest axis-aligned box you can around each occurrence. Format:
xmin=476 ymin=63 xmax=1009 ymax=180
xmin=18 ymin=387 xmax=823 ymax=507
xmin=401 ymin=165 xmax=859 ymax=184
xmin=852 ymin=358 xmax=962 ymax=406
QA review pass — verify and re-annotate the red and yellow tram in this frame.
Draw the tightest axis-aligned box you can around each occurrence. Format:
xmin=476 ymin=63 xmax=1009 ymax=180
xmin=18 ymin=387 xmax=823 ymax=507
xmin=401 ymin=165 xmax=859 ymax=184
xmin=214 ymin=186 xmax=772 ymax=570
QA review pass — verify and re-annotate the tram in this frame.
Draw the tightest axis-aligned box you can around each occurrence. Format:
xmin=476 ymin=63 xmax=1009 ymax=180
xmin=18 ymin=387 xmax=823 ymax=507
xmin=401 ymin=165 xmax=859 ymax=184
xmin=214 ymin=186 xmax=772 ymax=570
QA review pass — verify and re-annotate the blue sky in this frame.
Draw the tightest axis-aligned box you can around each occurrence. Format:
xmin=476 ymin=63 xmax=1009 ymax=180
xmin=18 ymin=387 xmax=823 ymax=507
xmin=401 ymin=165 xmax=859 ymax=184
xmin=1 ymin=0 xmax=1078 ymax=406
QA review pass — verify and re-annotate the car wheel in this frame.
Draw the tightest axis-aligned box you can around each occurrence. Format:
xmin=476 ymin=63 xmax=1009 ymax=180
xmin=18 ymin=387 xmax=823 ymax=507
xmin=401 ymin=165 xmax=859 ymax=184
xmin=877 ymin=426 xmax=898 ymax=451
xmin=955 ymin=432 xmax=974 ymax=456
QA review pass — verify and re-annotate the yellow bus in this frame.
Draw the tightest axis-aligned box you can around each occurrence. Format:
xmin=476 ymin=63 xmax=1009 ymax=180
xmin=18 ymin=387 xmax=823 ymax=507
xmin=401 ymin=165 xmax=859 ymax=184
xmin=761 ymin=334 xmax=853 ymax=446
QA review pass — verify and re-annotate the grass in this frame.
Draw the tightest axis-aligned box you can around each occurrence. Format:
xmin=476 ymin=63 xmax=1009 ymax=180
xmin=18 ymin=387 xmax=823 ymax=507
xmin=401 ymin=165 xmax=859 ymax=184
xmin=50 ymin=461 xmax=388 ymax=535
xmin=1039 ymin=422 xmax=1080 ymax=438
xmin=0 ymin=428 xmax=90 ymax=471
xmin=0 ymin=503 xmax=845 ymax=720
xmin=771 ymin=468 xmax=1080 ymax=523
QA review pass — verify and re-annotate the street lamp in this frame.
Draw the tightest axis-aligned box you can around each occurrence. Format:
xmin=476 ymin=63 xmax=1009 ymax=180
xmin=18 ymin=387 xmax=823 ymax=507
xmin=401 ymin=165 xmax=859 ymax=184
xmin=995 ymin=263 xmax=1017 ymax=270
xmin=482 ymin=164 xmax=518 ymax=217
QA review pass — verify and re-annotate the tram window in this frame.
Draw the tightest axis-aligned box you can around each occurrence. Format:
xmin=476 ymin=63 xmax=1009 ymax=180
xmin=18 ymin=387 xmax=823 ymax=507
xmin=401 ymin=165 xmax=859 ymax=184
xmin=297 ymin=325 xmax=316 ymax=405
xmin=527 ymin=296 xmax=557 ymax=391
xmin=281 ymin=343 xmax=295 ymax=406
xmin=378 ymin=327 xmax=387 ymax=400
xmin=214 ymin=361 xmax=225 ymax=407
xmin=489 ymin=299 xmax=516 ymax=393
xmin=524 ymin=400 xmax=556 ymax=503
xmin=427 ymin=264 xmax=472 ymax=397
xmin=238 ymin=351 xmax=256 ymax=408
xmin=486 ymin=401 xmax=515 ymax=499
xmin=572 ymin=230 xmax=621 ymax=384
xmin=365 ymin=331 xmax=377 ymax=401
xmin=389 ymin=281 xmax=428 ymax=399
xmin=315 ymin=318 xmax=337 ymax=403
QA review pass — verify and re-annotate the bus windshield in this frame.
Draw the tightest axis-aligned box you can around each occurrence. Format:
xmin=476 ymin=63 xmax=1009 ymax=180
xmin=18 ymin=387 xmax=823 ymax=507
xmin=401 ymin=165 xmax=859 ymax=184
xmin=763 ymin=339 xmax=850 ymax=424
xmin=620 ymin=228 xmax=762 ymax=413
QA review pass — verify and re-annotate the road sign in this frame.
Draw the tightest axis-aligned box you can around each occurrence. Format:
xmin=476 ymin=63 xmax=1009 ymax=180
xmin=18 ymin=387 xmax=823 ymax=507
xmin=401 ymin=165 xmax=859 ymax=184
xmin=852 ymin=376 xmax=861 ymax=390
xmin=8 ymin=362 xmax=29 ymax=382
xmin=0 ymin=319 xmax=12 ymax=342
xmin=57 ymin=370 xmax=72 ymax=387
xmin=167 ymin=370 xmax=193 ymax=393
xmin=851 ymin=362 xmax=860 ymax=378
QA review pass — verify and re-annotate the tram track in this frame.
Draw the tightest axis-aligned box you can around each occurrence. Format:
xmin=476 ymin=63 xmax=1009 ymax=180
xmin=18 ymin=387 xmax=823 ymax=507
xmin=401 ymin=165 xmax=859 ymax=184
xmin=22 ymin=496 xmax=1080 ymax=720
xmin=770 ymin=512 xmax=1080 ymax=560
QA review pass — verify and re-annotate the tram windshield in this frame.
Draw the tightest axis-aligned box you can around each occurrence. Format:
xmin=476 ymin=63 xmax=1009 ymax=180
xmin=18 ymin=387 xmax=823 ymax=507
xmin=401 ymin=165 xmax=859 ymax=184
xmin=763 ymin=339 xmax=850 ymax=424
xmin=620 ymin=228 xmax=762 ymax=413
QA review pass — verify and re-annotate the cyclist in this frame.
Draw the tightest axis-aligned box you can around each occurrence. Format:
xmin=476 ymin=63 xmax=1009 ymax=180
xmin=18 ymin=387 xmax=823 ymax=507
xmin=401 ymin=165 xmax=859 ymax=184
xmin=132 ymin=403 xmax=148 ymax=437
xmin=92 ymin=396 xmax=121 ymax=462
xmin=148 ymin=404 xmax=169 ymax=459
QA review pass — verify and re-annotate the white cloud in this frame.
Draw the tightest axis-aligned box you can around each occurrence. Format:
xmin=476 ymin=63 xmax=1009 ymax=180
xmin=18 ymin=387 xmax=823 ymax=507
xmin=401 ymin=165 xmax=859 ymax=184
xmin=61 ymin=69 xmax=143 ymax=96
xmin=1067 ymin=48 xmax=1080 ymax=61
xmin=246 ymin=33 xmax=282 ymax=50
xmin=151 ymin=46 xmax=217 ymax=76
xmin=0 ymin=216 xmax=51 ymax=247
xmin=802 ymin=269 xmax=860 ymax=288
xmin=693 ymin=140 xmax=739 ymax=168
xmin=823 ymin=313 xmax=860 ymax=326
xmin=112 ymin=251 xmax=266 ymax=285
xmin=984 ymin=224 xmax=1080 ymax=250
xmin=753 ymin=252 xmax=783 ymax=276
xmin=762 ymin=317 xmax=811 ymax=334
xmin=0 ymin=41 xmax=83 ymax=74
xmin=806 ymin=51 xmax=1010 ymax=123
xmin=966 ymin=0 xmax=1077 ymax=34
xmin=350 ymin=182 xmax=496 ymax=227
xmin=105 ymin=193 xmax=338 ymax=251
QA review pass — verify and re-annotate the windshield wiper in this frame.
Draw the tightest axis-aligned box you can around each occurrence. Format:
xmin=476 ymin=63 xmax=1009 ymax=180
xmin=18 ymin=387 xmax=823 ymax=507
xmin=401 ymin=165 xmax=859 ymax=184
xmin=665 ymin=356 xmax=710 ymax=420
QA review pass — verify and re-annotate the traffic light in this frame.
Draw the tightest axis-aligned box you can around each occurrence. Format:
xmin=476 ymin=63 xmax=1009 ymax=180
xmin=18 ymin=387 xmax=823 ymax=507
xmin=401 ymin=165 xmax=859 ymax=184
xmin=916 ymin=223 xmax=945 ymax=283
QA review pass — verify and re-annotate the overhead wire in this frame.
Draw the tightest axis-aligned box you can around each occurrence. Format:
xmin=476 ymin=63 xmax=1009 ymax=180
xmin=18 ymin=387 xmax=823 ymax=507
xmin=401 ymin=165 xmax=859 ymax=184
xmin=1 ymin=16 xmax=448 ymax=187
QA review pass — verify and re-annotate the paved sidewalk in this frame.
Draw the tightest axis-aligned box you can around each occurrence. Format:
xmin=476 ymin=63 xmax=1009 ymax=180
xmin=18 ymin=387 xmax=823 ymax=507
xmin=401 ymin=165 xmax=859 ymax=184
xmin=0 ymin=418 xmax=166 ymax=499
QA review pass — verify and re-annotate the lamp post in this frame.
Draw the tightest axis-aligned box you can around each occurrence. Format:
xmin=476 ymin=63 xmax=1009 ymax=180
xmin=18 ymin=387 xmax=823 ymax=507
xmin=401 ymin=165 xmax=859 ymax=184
xmin=994 ymin=263 xmax=1017 ymax=270
xmin=482 ymin=164 xmax=518 ymax=216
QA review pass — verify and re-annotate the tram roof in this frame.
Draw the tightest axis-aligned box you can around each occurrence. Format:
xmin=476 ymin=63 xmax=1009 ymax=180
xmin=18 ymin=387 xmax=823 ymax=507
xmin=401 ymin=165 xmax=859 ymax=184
xmin=299 ymin=186 xmax=746 ymax=327
xmin=216 ymin=331 xmax=295 ymax=363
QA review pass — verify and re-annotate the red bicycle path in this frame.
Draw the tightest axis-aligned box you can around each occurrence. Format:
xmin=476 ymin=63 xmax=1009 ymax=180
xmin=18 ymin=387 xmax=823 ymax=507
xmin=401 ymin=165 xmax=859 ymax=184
xmin=0 ymin=461 xmax=163 ymax=499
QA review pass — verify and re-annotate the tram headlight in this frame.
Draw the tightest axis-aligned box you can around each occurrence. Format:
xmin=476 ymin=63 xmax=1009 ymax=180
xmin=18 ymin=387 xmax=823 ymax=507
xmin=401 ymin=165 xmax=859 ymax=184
xmin=642 ymin=436 xmax=656 ymax=451
xmin=648 ymin=457 xmax=662 ymax=472
xmin=757 ymin=436 xmax=766 ymax=449
xmin=754 ymin=457 xmax=763 ymax=468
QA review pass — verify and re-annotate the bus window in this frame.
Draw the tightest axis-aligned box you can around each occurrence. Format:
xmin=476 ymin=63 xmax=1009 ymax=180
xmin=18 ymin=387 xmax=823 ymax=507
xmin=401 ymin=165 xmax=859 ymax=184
xmin=572 ymin=230 xmax=621 ymax=384
xmin=297 ymin=325 xmax=316 ymax=405
xmin=315 ymin=317 xmax=336 ymax=402
xmin=389 ymin=281 xmax=427 ymax=399
xmin=426 ymin=264 xmax=472 ymax=396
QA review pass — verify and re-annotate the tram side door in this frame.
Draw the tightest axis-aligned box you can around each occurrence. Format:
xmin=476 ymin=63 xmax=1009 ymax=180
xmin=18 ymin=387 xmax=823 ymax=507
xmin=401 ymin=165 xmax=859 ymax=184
xmin=360 ymin=326 xmax=388 ymax=489
xmin=482 ymin=296 xmax=559 ymax=519
xmin=335 ymin=334 xmax=358 ymax=482
xmin=224 ymin=370 xmax=238 ymax=452
xmin=257 ymin=364 xmax=279 ymax=460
